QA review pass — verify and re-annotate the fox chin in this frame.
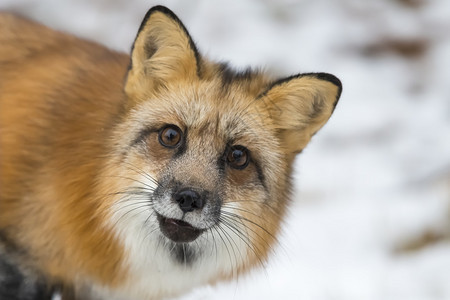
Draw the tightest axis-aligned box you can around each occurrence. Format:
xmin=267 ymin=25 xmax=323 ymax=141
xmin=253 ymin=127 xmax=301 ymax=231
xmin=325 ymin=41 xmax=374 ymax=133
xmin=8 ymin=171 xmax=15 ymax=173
xmin=0 ymin=5 xmax=342 ymax=300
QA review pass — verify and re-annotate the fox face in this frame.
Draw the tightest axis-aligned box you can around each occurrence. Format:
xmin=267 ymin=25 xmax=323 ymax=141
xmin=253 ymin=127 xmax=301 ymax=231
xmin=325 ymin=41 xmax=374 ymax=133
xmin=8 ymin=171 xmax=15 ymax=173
xmin=0 ymin=5 xmax=341 ymax=300
xmin=105 ymin=72 xmax=289 ymax=298
xmin=97 ymin=6 xmax=341 ymax=298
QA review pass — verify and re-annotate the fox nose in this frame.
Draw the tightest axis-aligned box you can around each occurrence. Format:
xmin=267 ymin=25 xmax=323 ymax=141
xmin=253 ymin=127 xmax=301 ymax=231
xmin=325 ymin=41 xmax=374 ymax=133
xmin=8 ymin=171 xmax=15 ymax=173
xmin=174 ymin=189 xmax=204 ymax=213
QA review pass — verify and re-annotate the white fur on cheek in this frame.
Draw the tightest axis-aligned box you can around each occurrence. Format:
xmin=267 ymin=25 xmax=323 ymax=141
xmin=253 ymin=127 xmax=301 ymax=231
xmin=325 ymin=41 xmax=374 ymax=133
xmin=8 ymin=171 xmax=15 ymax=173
xmin=100 ymin=175 xmax=251 ymax=300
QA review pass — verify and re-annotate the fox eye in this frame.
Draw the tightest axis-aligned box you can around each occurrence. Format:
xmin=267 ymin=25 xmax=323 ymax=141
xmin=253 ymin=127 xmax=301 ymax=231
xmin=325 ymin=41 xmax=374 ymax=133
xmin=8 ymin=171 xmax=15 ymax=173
xmin=227 ymin=145 xmax=249 ymax=169
xmin=158 ymin=125 xmax=182 ymax=148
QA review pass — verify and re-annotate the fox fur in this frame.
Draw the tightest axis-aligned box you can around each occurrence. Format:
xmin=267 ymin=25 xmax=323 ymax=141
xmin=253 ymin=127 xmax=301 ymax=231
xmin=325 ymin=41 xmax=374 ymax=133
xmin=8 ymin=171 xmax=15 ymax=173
xmin=0 ymin=6 xmax=342 ymax=300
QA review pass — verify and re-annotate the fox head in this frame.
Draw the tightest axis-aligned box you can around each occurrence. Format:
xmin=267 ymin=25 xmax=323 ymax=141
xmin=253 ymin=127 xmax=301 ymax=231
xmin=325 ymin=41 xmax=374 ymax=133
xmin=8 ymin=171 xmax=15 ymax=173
xmin=98 ymin=5 xmax=341 ymax=299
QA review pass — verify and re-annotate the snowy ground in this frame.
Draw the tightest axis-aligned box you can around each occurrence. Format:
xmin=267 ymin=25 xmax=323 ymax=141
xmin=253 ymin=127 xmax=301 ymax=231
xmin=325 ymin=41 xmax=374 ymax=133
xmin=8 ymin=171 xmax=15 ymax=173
xmin=1 ymin=0 xmax=449 ymax=299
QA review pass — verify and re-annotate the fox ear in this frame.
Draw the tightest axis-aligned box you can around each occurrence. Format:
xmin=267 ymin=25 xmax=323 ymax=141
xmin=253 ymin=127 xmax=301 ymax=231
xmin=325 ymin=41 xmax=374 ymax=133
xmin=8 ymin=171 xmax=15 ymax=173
xmin=259 ymin=73 xmax=342 ymax=155
xmin=125 ymin=6 xmax=200 ymax=99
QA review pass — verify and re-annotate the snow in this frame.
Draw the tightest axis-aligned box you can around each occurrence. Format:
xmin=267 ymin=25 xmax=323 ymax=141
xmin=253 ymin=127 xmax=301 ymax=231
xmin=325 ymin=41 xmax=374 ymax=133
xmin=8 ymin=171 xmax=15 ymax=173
xmin=1 ymin=0 xmax=449 ymax=299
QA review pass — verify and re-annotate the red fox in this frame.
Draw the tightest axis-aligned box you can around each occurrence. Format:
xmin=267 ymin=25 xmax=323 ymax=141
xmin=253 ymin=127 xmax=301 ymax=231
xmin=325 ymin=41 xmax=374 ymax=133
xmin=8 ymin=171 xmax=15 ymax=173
xmin=0 ymin=5 xmax=342 ymax=300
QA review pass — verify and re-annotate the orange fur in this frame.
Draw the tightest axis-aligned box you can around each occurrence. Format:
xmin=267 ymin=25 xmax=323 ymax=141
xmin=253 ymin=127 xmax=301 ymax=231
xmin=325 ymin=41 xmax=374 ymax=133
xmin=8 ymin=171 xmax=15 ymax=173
xmin=0 ymin=13 xmax=128 ymax=287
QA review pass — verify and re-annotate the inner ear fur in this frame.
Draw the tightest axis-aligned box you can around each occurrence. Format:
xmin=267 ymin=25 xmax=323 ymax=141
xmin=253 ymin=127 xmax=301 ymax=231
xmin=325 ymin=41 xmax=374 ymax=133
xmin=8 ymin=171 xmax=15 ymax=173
xmin=125 ymin=6 xmax=200 ymax=100
xmin=259 ymin=72 xmax=342 ymax=155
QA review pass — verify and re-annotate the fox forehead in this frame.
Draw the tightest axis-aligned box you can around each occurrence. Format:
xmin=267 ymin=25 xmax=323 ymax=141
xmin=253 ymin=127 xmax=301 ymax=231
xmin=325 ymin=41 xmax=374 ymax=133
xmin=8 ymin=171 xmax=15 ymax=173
xmin=128 ymin=78 xmax=273 ymax=146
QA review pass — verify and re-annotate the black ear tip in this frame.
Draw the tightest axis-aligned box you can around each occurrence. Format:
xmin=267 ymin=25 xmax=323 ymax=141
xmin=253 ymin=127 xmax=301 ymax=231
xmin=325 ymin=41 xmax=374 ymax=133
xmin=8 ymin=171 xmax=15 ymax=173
xmin=315 ymin=72 xmax=342 ymax=106
xmin=137 ymin=6 xmax=180 ymax=34
xmin=147 ymin=5 xmax=177 ymax=18
xmin=314 ymin=72 xmax=342 ymax=90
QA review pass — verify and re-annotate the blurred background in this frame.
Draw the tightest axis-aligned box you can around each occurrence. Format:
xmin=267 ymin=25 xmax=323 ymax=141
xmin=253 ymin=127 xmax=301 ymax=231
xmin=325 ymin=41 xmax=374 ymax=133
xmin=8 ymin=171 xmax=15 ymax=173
xmin=0 ymin=0 xmax=449 ymax=299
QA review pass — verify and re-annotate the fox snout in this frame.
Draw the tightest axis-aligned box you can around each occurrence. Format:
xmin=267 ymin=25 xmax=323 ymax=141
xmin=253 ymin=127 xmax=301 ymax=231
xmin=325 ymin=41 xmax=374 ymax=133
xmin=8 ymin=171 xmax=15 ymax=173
xmin=154 ymin=183 xmax=218 ymax=243
xmin=159 ymin=182 xmax=214 ymax=218
xmin=152 ymin=175 xmax=221 ymax=242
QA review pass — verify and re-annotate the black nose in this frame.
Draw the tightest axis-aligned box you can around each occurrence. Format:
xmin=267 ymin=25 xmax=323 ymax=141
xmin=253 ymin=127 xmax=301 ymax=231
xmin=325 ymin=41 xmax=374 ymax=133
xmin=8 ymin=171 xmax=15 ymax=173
xmin=174 ymin=189 xmax=204 ymax=213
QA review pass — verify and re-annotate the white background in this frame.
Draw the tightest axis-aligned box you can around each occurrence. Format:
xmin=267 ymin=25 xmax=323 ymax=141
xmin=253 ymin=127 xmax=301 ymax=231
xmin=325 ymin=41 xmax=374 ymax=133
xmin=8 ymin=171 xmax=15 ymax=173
xmin=1 ymin=0 xmax=449 ymax=299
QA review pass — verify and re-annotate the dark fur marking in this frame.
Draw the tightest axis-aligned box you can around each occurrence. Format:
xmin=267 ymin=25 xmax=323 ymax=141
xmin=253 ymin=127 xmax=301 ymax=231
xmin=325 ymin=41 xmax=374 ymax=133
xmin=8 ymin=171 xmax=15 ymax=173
xmin=172 ymin=243 xmax=197 ymax=265
xmin=217 ymin=155 xmax=226 ymax=180
xmin=143 ymin=36 xmax=158 ymax=61
xmin=252 ymin=159 xmax=267 ymax=192
xmin=157 ymin=230 xmax=198 ymax=266
xmin=257 ymin=72 xmax=342 ymax=111
xmin=218 ymin=62 xmax=254 ymax=87
xmin=313 ymin=72 xmax=342 ymax=112
xmin=0 ymin=230 xmax=22 ymax=255
xmin=217 ymin=143 xmax=232 ymax=178
xmin=0 ymin=252 xmax=53 ymax=300
xmin=308 ymin=94 xmax=326 ymax=120
xmin=129 ymin=5 xmax=203 ymax=78
xmin=131 ymin=126 xmax=159 ymax=147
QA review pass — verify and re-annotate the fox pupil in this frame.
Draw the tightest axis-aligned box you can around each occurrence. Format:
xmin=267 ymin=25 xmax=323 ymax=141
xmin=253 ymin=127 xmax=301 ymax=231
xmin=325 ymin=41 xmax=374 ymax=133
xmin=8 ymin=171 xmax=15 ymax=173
xmin=165 ymin=130 xmax=177 ymax=141
xmin=232 ymin=150 xmax=243 ymax=160
xmin=227 ymin=146 xmax=249 ymax=169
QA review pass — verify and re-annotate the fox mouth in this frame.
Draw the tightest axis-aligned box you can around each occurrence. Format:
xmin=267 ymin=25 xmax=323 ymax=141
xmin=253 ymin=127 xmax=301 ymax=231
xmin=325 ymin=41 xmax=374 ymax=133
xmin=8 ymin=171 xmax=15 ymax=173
xmin=157 ymin=214 xmax=204 ymax=243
